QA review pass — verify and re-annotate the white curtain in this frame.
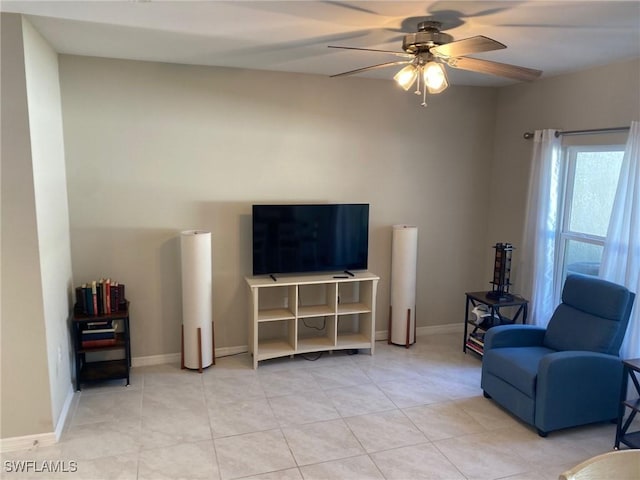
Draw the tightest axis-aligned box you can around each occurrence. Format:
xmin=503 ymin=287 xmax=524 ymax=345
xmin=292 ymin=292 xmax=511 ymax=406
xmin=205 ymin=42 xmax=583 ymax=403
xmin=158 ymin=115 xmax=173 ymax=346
xmin=519 ymin=130 xmax=562 ymax=326
xmin=600 ymin=121 xmax=640 ymax=359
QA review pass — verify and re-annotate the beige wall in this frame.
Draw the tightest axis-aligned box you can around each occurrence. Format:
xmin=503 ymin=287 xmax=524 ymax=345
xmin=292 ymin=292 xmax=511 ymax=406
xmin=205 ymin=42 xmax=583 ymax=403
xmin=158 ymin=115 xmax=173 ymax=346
xmin=22 ymin=17 xmax=74 ymax=433
xmin=1 ymin=14 xmax=54 ymax=439
xmin=1 ymin=13 xmax=74 ymax=442
xmin=487 ymin=58 xmax=640 ymax=291
xmin=59 ymin=55 xmax=498 ymax=358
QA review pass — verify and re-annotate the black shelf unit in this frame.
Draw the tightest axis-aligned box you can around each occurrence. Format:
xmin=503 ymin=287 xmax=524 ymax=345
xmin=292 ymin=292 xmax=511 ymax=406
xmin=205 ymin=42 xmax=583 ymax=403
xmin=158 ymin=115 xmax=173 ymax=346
xmin=615 ymin=358 xmax=640 ymax=449
xmin=72 ymin=301 xmax=131 ymax=391
xmin=463 ymin=291 xmax=528 ymax=357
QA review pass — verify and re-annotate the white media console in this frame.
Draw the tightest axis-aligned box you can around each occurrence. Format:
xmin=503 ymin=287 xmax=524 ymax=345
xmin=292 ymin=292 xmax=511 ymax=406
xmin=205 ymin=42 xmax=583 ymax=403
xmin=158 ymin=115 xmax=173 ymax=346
xmin=246 ymin=272 xmax=379 ymax=369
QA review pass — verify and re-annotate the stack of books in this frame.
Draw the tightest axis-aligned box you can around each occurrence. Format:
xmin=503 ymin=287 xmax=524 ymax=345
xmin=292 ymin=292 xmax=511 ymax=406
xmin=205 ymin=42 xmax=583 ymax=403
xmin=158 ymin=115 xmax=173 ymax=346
xmin=81 ymin=320 xmax=116 ymax=348
xmin=74 ymin=279 xmax=126 ymax=316
xmin=465 ymin=331 xmax=485 ymax=355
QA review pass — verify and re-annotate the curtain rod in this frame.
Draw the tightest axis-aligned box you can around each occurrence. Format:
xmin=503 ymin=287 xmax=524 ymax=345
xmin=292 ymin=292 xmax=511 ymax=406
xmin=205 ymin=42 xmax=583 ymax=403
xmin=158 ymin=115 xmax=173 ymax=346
xmin=523 ymin=126 xmax=630 ymax=140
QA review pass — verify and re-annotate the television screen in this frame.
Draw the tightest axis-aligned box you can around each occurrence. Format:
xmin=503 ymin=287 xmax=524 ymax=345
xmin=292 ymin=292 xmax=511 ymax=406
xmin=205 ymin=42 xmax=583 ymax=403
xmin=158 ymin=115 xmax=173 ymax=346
xmin=252 ymin=204 xmax=369 ymax=276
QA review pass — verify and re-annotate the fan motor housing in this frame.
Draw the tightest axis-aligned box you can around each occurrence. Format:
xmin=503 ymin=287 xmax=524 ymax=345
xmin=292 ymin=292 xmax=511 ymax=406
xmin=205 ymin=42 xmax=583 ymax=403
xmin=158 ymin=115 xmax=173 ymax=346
xmin=402 ymin=31 xmax=453 ymax=54
xmin=402 ymin=21 xmax=453 ymax=54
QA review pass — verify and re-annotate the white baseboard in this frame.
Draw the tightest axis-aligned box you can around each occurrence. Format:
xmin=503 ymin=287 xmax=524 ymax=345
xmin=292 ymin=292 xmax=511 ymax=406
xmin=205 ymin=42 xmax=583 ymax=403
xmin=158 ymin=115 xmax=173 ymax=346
xmin=132 ymin=352 xmax=181 ymax=367
xmin=417 ymin=323 xmax=465 ymax=335
xmin=375 ymin=323 xmax=464 ymax=341
xmin=0 ymin=383 xmax=75 ymax=453
xmin=0 ymin=431 xmax=57 ymax=454
xmin=133 ymin=327 xmax=465 ymax=367
xmin=132 ymin=326 xmax=464 ymax=367
xmin=54 ymin=384 xmax=75 ymax=441
xmin=132 ymin=345 xmax=249 ymax=368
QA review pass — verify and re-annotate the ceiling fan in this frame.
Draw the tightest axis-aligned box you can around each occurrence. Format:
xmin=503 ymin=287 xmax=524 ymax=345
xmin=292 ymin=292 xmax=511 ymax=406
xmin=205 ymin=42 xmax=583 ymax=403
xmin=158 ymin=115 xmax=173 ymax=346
xmin=329 ymin=20 xmax=543 ymax=106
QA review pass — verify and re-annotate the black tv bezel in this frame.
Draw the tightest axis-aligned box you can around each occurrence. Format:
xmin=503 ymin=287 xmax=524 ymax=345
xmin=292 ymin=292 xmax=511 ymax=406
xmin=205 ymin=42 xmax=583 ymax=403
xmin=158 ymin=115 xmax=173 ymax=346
xmin=251 ymin=203 xmax=370 ymax=276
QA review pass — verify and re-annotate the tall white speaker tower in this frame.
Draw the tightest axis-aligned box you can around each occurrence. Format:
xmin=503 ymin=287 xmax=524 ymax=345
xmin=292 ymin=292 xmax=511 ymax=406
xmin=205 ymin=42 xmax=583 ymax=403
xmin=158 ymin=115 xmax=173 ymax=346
xmin=181 ymin=230 xmax=215 ymax=371
xmin=389 ymin=225 xmax=418 ymax=347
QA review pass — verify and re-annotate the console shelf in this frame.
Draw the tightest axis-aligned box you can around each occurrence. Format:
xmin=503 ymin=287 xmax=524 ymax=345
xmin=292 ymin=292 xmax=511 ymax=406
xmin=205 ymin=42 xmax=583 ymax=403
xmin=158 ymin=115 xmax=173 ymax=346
xmin=257 ymin=308 xmax=295 ymax=322
xmin=246 ymin=272 xmax=379 ymax=369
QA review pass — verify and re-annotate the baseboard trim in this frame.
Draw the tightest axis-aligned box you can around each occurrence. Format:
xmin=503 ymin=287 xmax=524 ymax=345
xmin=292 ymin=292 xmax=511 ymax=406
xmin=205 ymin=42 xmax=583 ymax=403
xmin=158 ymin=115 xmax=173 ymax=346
xmin=132 ymin=326 xmax=464 ymax=367
xmin=375 ymin=323 xmax=464 ymax=341
xmin=417 ymin=323 xmax=465 ymax=335
xmin=132 ymin=345 xmax=250 ymax=368
xmin=0 ymin=431 xmax=57 ymax=453
xmin=54 ymin=384 xmax=75 ymax=441
xmin=0 ymin=383 xmax=75 ymax=453
xmin=215 ymin=345 xmax=250 ymax=358
xmin=132 ymin=352 xmax=181 ymax=367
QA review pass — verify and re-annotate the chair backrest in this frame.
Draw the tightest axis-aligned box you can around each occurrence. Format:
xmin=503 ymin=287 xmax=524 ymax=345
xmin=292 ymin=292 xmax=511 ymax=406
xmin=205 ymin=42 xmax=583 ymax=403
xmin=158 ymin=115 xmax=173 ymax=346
xmin=543 ymin=274 xmax=635 ymax=355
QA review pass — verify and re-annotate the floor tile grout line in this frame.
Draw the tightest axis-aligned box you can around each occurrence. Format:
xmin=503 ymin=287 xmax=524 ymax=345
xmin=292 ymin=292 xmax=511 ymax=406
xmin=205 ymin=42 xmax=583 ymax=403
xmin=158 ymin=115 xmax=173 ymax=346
xmin=49 ymin=334 xmax=619 ymax=479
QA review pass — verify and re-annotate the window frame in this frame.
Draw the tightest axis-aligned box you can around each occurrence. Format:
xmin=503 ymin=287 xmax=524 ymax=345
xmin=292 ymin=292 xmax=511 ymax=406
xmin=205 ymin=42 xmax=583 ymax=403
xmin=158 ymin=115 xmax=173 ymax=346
xmin=554 ymin=144 xmax=624 ymax=302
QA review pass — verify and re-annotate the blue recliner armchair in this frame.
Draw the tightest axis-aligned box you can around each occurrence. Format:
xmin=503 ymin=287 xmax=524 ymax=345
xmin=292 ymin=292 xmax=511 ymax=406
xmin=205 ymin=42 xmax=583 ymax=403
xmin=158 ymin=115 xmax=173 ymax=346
xmin=481 ymin=274 xmax=635 ymax=436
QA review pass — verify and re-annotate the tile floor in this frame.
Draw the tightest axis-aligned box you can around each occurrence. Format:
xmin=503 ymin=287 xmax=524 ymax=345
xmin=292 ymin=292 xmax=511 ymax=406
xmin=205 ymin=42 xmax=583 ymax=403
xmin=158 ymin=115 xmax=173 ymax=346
xmin=1 ymin=333 xmax=625 ymax=479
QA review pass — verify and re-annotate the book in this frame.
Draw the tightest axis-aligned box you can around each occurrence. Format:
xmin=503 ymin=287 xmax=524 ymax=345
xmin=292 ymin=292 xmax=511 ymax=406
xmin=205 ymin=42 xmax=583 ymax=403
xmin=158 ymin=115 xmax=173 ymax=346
xmin=82 ymin=338 xmax=117 ymax=348
xmin=465 ymin=340 xmax=484 ymax=355
xmin=82 ymin=332 xmax=116 ymax=342
xmin=74 ymin=278 xmax=126 ymax=316
xmin=75 ymin=286 xmax=85 ymax=314
xmin=84 ymin=284 xmax=93 ymax=315
xmin=82 ymin=327 xmax=115 ymax=335
xmin=117 ymin=283 xmax=125 ymax=310
xmin=82 ymin=327 xmax=115 ymax=337
xmin=91 ymin=281 xmax=98 ymax=316
xmin=85 ymin=320 xmax=112 ymax=329
xmin=469 ymin=332 xmax=485 ymax=346
xmin=105 ymin=279 xmax=111 ymax=314
xmin=110 ymin=282 xmax=119 ymax=313
xmin=96 ymin=280 xmax=104 ymax=315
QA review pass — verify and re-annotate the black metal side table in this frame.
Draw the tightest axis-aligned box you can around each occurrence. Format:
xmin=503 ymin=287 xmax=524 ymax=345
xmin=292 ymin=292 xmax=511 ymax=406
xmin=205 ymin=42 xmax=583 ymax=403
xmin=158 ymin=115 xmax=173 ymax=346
xmin=615 ymin=358 xmax=640 ymax=449
xmin=71 ymin=301 xmax=131 ymax=391
xmin=463 ymin=291 xmax=528 ymax=357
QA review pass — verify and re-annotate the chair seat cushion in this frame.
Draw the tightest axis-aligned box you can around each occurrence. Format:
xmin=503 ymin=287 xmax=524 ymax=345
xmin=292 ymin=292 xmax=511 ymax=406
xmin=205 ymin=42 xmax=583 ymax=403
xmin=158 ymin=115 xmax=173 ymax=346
xmin=483 ymin=346 xmax=556 ymax=398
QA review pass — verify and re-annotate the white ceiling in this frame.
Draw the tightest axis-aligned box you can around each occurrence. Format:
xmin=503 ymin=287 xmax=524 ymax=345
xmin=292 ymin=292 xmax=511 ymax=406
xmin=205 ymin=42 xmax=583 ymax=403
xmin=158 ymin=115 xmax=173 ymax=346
xmin=2 ymin=1 xmax=640 ymax=87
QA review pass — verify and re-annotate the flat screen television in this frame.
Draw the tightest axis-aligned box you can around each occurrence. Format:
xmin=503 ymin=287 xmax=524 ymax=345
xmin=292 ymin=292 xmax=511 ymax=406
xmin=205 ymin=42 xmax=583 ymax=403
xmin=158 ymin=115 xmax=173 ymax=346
xmin=252 ymin=203 xmax=369 ymax=276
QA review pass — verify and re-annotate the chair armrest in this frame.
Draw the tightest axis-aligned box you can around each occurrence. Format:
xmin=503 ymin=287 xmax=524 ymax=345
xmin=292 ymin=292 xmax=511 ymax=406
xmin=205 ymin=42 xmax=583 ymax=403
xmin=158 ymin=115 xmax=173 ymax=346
xmin=538 ymin=351 xmax=623 ymax=388
xmin=535 ymin=351 xmax=624 ymax=432
xmin=484 ymin=325 xmax=546 ymax=351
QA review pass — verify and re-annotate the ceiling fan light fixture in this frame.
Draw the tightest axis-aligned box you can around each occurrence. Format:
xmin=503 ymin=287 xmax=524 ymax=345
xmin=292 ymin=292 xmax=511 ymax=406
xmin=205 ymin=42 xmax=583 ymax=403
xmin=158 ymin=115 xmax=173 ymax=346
xmin=423 ymin=62 xmax=448 ymax=94
xmin=330 ymin=19 xmax=542 ymax=108
xmin=394 ymin=64 xmax=418 ymax=91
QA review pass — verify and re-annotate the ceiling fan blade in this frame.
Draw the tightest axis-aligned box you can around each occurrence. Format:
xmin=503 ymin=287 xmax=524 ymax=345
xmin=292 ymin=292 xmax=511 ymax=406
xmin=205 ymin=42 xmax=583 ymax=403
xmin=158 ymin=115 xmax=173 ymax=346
xmin=330 ymin=60 xmax=411 ymax=78
xmin=430 ymin=35 xmax=506 ymax=58
xmin=328 ymin=45 xmax=414 ymax=58
xmin=446 ymin=57 xmax=542 ymax=81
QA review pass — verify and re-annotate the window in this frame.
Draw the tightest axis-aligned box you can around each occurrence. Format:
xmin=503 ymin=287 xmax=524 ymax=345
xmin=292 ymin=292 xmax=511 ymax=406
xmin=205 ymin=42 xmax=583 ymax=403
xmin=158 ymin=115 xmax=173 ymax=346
xmin=556 ymin=145 xmax=624 ymax=298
